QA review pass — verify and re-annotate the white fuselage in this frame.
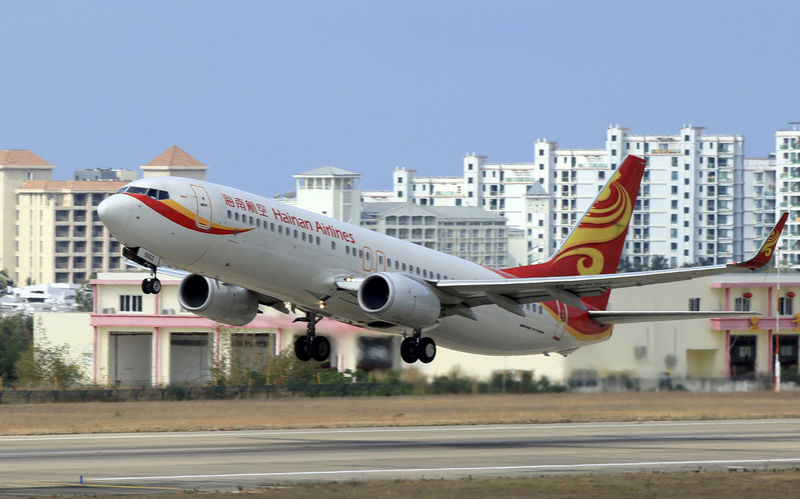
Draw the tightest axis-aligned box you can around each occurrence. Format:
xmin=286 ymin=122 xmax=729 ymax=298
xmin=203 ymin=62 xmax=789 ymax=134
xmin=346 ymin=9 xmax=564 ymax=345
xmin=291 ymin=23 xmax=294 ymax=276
xmin=99 ymin=177 xmax=599 ymax=356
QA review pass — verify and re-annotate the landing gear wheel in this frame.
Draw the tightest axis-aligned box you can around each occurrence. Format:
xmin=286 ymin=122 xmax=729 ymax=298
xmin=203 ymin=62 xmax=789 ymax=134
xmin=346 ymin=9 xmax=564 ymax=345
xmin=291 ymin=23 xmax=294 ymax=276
xmin=141 ymin=271 xmax=161 ymax=295
xmin=400 ymin=337 xmax=419 ymax=364
xmin=417 ymin=337 xmax=436 ymax=364
xmin=312 ymin=336 xmax=331 ymax=362
xmin=294 ymin=336 xmax=312 ymax=361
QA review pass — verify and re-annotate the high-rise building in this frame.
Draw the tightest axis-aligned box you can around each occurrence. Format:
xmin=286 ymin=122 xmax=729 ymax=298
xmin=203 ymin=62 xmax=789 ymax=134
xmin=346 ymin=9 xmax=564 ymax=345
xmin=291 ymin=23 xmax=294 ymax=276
xmin=12 ymin=145 xmax=208 ymax=285
xmin=15 ymin=180 xmax=127 ymax=284
xmin=0 ymin=150 xmax=55 ymax=282
xmin=381 ymin=125 xmax=760 ymax=268
xmin=773 ymin=128 xmax=800 ymax=267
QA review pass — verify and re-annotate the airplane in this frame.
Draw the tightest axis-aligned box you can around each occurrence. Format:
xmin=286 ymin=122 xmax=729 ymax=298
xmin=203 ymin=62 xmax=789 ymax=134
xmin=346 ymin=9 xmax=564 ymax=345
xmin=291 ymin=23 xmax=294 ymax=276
xmin=97 ymin=155 xmax=788 ymax=365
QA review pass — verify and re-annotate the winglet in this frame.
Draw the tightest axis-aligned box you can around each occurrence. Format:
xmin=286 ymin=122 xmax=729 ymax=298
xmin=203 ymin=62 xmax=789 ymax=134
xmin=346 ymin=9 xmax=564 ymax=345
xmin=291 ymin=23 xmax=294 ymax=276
xmin=733 ymin=212 xmax=788 ymax=270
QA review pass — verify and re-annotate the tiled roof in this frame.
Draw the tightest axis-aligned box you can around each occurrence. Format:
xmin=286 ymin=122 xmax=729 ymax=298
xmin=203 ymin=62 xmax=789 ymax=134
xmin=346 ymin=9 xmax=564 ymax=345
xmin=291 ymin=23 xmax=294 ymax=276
xmin=0 ymin=149 xmax=53 ymax=166
xmin=144 ymin=145 xmax=206 ymax=167
xmin=18 ymin=180 xmax=127 ymax=191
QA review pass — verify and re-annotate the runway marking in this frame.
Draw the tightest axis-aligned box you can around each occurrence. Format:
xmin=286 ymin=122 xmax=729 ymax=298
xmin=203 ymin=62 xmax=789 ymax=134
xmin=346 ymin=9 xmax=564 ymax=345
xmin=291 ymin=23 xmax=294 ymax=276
xmin=90 ymin=457 xmax=800 ymax=482
xmin=2 ymin=419 xmax=797 ymax=442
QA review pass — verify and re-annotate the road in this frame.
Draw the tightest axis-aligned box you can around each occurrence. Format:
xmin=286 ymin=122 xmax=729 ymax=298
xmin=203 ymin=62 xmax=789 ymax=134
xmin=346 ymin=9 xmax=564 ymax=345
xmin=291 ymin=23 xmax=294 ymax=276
xmin=1 ymin=419 xmax=799 ymax=495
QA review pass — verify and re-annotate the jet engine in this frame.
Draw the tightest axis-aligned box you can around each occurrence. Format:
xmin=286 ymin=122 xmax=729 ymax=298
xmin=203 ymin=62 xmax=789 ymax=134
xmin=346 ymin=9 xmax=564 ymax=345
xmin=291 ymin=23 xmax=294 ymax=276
xmin=178 ymin=274 xmax=259 ymax=326
xmin=357 ymin=272 xmax=440 ymax=329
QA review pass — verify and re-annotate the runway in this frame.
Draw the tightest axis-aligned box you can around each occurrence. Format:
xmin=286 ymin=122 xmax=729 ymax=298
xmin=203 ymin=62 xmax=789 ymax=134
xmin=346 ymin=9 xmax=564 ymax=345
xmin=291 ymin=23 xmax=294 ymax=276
xmin=1 ymin=419 xmax=799 ymax=495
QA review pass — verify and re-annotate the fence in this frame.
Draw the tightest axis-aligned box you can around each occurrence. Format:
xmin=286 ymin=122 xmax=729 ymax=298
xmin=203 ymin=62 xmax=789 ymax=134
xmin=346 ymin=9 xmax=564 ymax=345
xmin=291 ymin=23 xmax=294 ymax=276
xmin=0 ymin=380 xmax=420 ymax=404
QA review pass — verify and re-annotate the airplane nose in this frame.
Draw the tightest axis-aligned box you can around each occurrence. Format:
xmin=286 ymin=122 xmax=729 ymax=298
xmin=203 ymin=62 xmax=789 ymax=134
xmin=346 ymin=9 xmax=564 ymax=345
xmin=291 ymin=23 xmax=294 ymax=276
xmin=97 ymin=194 xmax=132 ymax=236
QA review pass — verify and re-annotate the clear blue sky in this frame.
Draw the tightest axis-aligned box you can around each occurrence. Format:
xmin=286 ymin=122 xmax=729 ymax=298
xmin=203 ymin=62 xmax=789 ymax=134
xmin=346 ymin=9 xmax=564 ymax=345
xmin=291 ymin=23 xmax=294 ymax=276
xmin=1 ymin=1 xmax=798 ymax=195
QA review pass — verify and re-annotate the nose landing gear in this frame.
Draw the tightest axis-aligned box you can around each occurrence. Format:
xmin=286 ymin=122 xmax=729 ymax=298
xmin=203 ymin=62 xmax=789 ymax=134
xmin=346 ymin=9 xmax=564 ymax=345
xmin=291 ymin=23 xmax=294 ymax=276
xmin=141 ymin=275 xmax=161 ymax=294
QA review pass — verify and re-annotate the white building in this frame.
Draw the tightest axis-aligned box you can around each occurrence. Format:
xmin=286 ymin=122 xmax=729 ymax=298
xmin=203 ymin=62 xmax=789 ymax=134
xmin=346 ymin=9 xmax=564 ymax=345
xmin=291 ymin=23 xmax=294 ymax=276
xmin=774 ymin=127 xmax=800 ymax=268
xmin=379 ymin=125 xmax=767 ymax=269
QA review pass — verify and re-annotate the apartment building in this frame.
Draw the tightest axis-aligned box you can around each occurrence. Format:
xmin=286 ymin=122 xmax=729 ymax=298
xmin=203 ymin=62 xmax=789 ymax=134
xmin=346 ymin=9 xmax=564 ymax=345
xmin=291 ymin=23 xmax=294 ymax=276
xmin=0 ymin=150 xmax=55 ymax=281
xmin=12 ymin=145 xmax=207 ymax=285
xmin=384 ymin=125 xmax=762 ymax=268
xmin=774 ymin=128 xmax=800 ymax=268
xmin=293 ymin=166 xmax=513 ymax=266
xmin=361 ymin=202 xmax=510 ymax=267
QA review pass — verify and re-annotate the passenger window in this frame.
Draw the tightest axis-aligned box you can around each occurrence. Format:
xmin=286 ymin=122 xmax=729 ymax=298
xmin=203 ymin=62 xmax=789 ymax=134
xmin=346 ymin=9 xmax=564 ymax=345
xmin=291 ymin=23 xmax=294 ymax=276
xmin=366 ymin=252 xmax=371 ymax=261
xmin=331 ymin=241 xmax=336 ymax=250
xmin=293 ymin=230 xmax=298 ymax=238
xmin=423 ymin=269 xmax=427 ymax=278
xmin=235 ymin=213 xmax=240 ymax=221
xmin=378 ymin=255 xmax=384 ymax=265
xmin=359 ymin=249 xmax=363 ymax=258
xmin=302 ymin=232 xmax=306 ymax=241
xmin=227 ymin=210 xmax=232 ymax=219
xmin=270 ymin=223 xmax=275 ymax=231
xmin=346 ymin=246 xmax=350 ymax=255
xmin=387 ymin=258 xmax=392 ymax=266
xmin=257 ymin=219 xmax=261 ymax=228
xmin=395 ymin=260 xmax=399 ymax=270
xmin=250 ymin=216 xmax=254 ymax=225
xmin=402 ymin=263 xmax=407 ymax=271
xmin=316 ymin=236 xmax=321 ymax=245
xmin=416 ymin=267 xmax=420 ymax=275
xmin=436 ymin=273 xmax=441 ymax=280
xmin=278 ymin=225 xmax=283 ymax=234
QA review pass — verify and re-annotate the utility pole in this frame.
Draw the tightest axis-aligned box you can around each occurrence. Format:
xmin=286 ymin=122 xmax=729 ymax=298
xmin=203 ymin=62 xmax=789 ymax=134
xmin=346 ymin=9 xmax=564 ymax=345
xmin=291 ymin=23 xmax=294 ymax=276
xmin=775 ymin=245 xmax=781 ymax=393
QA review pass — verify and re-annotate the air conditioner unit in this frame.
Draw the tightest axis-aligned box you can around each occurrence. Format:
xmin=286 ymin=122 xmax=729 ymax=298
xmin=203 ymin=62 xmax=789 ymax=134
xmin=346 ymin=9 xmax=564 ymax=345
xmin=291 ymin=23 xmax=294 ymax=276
xmin=161 ymin=308 xmax=175 ymax=315
xmin=101 ymin=307 xmax=115 ymax=314
xmin=634 ymin=345 xmax=647 ymax=359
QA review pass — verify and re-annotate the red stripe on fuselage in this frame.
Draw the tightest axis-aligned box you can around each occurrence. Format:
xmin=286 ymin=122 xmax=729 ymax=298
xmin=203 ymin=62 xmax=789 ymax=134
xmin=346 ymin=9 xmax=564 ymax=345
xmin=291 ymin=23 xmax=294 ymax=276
xmin=124 ymin=193 xmax=251 ymax=235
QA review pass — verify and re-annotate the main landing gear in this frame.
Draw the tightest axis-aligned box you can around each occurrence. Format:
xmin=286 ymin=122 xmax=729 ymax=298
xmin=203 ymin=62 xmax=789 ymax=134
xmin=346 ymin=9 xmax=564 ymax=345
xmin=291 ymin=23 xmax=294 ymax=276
xmin=294 ymin=312 xmax=331 ymax=362
xmin=400 ymin=330 xmax=436 ymax=364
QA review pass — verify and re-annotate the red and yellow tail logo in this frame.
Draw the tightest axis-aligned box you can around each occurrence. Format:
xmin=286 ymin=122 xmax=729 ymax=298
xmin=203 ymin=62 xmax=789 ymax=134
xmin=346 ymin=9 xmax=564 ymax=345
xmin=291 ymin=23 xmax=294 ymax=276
xmin=547 ymin=155 xmax=645 ymax=277
xmin=503 ymin=155 xmax=646 ymax=317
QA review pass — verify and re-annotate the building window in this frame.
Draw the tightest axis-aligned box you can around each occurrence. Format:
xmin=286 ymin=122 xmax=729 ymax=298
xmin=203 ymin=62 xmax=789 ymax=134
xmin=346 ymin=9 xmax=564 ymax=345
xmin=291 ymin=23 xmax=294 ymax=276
xmin=779 ymin=297 xmax=793 ymax=316
xmin=120 ymin=294 xmax=143 ymax=312
xmin=734 ymin=297 xmax=751 ymax=312
xmin=688 ymin=298 xmax=701 ymax=311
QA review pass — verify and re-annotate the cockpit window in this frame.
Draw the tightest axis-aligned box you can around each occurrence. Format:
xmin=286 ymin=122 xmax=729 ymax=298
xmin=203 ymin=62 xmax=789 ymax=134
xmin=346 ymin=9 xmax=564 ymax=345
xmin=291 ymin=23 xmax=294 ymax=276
xmin=120 ymin=186 xmax=169 ymax=200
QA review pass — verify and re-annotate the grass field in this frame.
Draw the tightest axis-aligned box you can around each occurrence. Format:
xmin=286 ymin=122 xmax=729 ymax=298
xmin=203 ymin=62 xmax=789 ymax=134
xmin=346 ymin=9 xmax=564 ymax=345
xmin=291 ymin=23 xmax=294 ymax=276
xmin=1 ymin=391 xmax=799 ymax=435
xmin=3 ymin=391 xmax=799 ymax=497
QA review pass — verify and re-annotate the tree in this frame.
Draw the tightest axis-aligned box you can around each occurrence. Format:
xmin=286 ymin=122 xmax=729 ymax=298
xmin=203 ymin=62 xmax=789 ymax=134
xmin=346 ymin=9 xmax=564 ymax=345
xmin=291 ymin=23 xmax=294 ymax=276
xmin=649 ymin=255 xmax=669 ymax=270
xmin=14 ymin=329 xmax=86 ymax=389
xmin=0 ymin=313 xmax=33 ymax=382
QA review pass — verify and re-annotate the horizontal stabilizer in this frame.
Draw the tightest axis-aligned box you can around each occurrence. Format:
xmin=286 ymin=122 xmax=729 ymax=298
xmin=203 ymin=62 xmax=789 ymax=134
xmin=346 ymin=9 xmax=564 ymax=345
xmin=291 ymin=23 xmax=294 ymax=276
xmin=588 ymin=310 xmax=758 ymax=325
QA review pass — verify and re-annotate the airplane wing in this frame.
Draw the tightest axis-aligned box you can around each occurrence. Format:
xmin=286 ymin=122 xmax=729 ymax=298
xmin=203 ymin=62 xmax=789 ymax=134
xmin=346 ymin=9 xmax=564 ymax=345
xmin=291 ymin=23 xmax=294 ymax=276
xmin=432 ymin=213 xmax=788 ymax=315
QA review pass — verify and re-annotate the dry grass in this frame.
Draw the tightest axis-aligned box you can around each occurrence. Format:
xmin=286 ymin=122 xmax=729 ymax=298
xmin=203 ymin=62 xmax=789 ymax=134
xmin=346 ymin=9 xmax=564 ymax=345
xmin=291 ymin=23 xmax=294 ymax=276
xmin=1 ymin=391 xmax=799 ymax=435
xmin=47 ymin=471 xmax=800 ymax=498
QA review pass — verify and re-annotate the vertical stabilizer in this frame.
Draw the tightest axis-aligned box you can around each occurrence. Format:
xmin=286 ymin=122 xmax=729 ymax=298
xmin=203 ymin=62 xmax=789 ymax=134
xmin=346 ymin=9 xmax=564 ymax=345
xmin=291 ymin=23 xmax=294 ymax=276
xmin=502 ymin=155 xmax=646 ymax=309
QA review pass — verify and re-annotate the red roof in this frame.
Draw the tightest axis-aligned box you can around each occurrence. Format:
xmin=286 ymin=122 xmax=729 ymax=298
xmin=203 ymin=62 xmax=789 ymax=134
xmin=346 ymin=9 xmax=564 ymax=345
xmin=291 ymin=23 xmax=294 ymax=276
xmin=0 ymin=149 xmax=53 ymax=166
xmin=144 ymin=145 xmax=206 ymax=167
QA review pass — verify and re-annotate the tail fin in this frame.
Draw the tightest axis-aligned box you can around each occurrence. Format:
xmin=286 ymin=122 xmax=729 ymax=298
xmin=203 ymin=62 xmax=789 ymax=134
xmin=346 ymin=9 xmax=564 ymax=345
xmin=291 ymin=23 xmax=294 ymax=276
xmin=502 ymin=154 xmax=646 ymax=308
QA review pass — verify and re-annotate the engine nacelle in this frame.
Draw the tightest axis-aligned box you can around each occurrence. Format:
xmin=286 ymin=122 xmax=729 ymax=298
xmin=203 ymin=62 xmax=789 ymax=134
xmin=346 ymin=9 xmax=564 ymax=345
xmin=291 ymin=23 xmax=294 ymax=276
xmin=357 ymin=272 xmax=440 ymax=329
xmin=178 ymin=274 xmax=259 ymax=326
